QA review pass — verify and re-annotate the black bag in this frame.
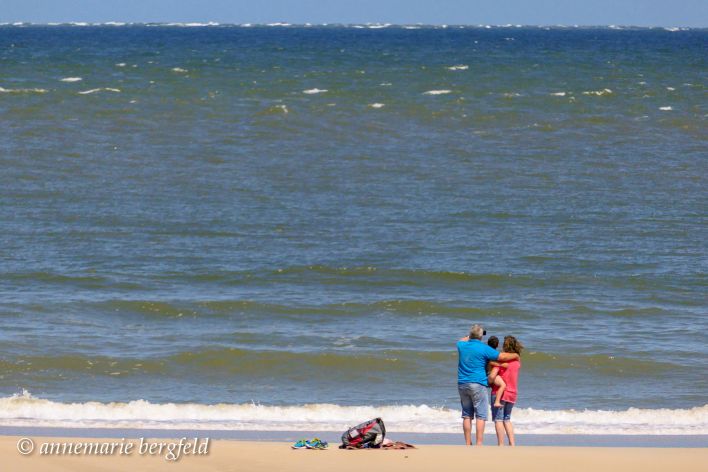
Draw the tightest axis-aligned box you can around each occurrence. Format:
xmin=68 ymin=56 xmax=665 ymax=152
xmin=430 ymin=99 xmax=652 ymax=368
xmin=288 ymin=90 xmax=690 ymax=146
xmin=340 ymin=417 xmax=386 ymax=449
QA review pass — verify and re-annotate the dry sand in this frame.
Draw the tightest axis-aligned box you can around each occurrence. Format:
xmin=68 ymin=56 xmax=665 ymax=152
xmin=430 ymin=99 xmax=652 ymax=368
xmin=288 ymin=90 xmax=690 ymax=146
xmin=3 ymin=436 xmax=706 ymax=472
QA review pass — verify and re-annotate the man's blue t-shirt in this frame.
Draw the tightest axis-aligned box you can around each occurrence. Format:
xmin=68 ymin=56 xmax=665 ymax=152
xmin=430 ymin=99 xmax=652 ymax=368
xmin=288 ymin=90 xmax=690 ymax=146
xmin=457 ymin=339 xmax=500 ymax=385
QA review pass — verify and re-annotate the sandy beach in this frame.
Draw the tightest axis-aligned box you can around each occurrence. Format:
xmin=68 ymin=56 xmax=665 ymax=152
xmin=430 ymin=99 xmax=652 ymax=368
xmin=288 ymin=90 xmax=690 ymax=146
xmin=3 ymin=436 xmax=707 ymax=472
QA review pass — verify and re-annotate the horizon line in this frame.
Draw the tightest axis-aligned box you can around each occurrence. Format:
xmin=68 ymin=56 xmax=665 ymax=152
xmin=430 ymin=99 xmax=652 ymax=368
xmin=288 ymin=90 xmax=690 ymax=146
xmin=0 ymin=22 xmax=704 ymax=29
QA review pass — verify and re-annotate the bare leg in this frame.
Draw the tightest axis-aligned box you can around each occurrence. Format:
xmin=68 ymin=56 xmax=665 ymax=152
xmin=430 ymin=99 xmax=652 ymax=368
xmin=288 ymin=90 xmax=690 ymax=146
xmin=494 ymin=421 xmax=505 ymax=446
xmin=475 ymin=419 xmax=485 ymax=445
xmin=462 ymin=417 xmax=472 ymax=445
xmin=503 ymin=420 xmax=515 ymax=446
xmin=493 ymin=377 xmax=506 ymax=408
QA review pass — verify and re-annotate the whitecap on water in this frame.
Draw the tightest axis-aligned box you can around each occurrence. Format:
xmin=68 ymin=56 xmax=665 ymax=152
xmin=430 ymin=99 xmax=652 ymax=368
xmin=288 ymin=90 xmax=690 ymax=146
xmin=582 ymin=88 xmax=613 ymax=96
xmin=115 ymin=63 xmax=127 ymax=67
xmin=171 ymin=67 xmax=188 ymax=73
xmin=302 ymin=88 xmax=327 ymax=94
xmin=423 ymin=89 xmax=451 ymax=95
xmin=0 ymin=86 xmax=48 ymax=94
xmin=550 ymin=92 xmax=566 ymax=96
xmin=78 ymin=88 xmax=121 ymax=95
xmin=447 ymin=65 xmax=468 ymax=71
xmin=60 ymin=77 xmax=82 ymax=82
xmin=659 ymin=106 xmax=673 ymax=111
xmin=368 ymin=103 xmax=385 ymax=108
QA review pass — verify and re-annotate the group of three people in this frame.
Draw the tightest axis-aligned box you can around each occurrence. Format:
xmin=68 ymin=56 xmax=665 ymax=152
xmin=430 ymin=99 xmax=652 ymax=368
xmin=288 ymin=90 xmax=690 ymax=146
xmin=457 ymin=324 xmax=523 ymax=446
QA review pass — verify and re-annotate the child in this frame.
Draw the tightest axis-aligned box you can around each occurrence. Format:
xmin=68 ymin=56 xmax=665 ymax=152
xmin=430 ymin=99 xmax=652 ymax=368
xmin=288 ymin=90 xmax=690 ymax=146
xmin=486 ymin=336 xmax=507 ymax=408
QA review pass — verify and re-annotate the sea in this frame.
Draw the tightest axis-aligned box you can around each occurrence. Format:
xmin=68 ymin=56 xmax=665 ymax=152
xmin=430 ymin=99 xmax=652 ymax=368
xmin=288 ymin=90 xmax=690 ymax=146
xmin=0 ymin=23 xmax=706 ymax=436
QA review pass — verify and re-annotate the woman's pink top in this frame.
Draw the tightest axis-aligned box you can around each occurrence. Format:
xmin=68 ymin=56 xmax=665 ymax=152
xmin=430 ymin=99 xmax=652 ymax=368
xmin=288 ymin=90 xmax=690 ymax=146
xmin=500 ymin=359 xmax=521 ymax=404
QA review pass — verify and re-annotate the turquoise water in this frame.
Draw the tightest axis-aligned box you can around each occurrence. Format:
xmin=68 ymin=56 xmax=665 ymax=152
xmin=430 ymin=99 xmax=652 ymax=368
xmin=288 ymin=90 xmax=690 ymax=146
xmin=0 ymin=25 xmax=706 ymax=432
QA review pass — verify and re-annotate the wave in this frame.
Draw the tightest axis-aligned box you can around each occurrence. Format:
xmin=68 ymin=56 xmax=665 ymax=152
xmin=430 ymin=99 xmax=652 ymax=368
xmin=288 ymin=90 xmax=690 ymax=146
xmin=78 ymin=88 xmax=121 ymax=95
xmin=151 ymin=265 xmax=546 ymax=289
xmin=0 ymin=348 xmax=449 ymax=376
xmin=1 ymin=391 xmax=705 ymax=434
xmin=582 ymin=88 xmax=613 ymax=96
xmin=522 ymin=352 xmax=678 ymax=375
xmin=423 ymin=90 xmax=452 ymax=95
xmin=90 ymin=297 xmax=536 ymax=320
xmin=59 ymin=77 xmax=82 ymax=82
xmin=0 ymin=86 xmax=48 ymax=94
xmin=165 ymin=22 xmax=220 ymax=27
xmin=302 ymin=88 xmax=328 ymax=94
xmin=2 ymin=347 xmax=678 ymax=377
xmin=1 ymin=271 xmax=109 ymax=285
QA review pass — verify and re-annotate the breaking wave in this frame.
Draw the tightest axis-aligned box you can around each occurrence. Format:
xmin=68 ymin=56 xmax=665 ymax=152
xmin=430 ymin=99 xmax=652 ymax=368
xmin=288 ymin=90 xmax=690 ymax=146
xmin=0 ymin=391 xmax=705 ymax=435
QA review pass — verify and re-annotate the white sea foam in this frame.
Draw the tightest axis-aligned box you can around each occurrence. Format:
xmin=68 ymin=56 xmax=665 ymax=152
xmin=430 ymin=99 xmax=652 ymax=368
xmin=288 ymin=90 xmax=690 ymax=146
xmin=78 ymin=88 xmax=121 ymax=95
xmin=550 ymin=92 xmax=566 ymax=96
xmin=582 ymin=88 xmax=613 ymax=96
xmin=60 ymin=77 xmax=83 ymax=82
xmin=368 ymin=103 xmax=385 ymax=109
xmin=423 ymin=89 xmax=451 ymax=95
xmin=166 ymin=22 xmax=219 ymax=27
xmin=659 ymin=106 xmax=673 ymax=111
xmin=302 ymin=88 xmax=328 ymax=94
xmin=115 ymin=63 xmax=127 ymax=67
xmin=666 ymin=86 xmax=675 ymax=91
xmin=447 ymin=65 xmax=469 ymax=71
xmin=367 ymin=23 xmax=391 ymax=29
xmin=0 ymin=86 xmax=48 ymax=94
xmin=0 ymin=392 xmax=705 ymax=435
xmin=267 ymin=23 xmax=291 ymax=27
xmin=379 ymin=82 xmax=392 ymax=87
xmin=171 ymin=67 xmax=188 ymax=73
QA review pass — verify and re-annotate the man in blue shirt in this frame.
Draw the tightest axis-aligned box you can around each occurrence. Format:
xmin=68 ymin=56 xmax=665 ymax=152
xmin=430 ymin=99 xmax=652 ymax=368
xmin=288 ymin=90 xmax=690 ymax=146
xmin=457 ymin=324 xmax=519 ymax=445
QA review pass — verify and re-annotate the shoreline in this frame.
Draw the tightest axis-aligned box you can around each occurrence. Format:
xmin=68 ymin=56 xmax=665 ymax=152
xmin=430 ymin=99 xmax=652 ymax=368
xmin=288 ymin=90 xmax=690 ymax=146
xmin=1 ymin=426 xmax=707 ymax=448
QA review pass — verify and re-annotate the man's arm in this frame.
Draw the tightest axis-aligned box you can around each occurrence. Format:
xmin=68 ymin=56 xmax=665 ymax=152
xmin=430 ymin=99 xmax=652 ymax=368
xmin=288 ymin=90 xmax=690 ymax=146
xmin=497 ymin=352 xmax=519 ymax=362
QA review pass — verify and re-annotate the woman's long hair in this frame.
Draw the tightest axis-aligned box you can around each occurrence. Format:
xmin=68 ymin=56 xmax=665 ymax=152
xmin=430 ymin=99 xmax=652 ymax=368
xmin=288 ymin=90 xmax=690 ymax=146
xmin=503 ymin=335 xmax=524 ymax=355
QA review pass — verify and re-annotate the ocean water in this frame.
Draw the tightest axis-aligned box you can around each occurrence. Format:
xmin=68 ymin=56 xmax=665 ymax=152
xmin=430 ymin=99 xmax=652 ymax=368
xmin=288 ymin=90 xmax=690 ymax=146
xmin=0 ymin=24 xmax=706 ymax=435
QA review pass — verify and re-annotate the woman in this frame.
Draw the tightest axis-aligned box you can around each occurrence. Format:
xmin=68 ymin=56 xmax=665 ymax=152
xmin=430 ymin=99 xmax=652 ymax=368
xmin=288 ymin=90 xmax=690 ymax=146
xmin=490 ymin=335 xmax=523 ymax=446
